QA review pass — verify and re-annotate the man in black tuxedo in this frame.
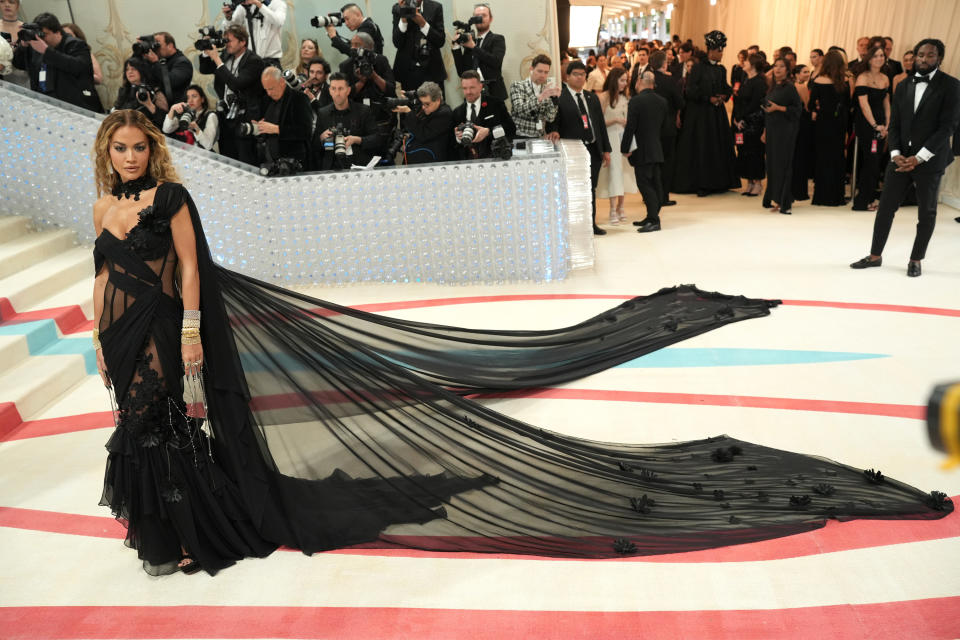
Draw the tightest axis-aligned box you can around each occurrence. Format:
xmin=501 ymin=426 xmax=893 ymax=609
xmin=628 ymin=46 xmax=650 ymax=95
xmin=327 ymin=3 xmax=384 ymax=56
xmin=651 ymin=50 xmax=683 ymax=206
xmin=151 ymin=32 xmax=193 ymax=105
xmin=312 ymin=73 xmax=382 ymax=171
xmin=622 ymin=71 xmax=669 ymax=233
xmin=546 ymin=60 xmax=611 ymax=235
xmin=392 ymin=0 xmax=446 ymax=94
xmin=254 ymin=67 xmax=314 ymax=171
xmin=452 ymin=3 xmax=507 ymax=101
xmin=850 ymin=39 xmax=960 ymax=277
xmin=451 ymin=70 xmax=515 ymax=160
xmin=199 ymin=24 xmax=266 ymax=165
xmin=13 ymin=12 xmax=101 ymax=112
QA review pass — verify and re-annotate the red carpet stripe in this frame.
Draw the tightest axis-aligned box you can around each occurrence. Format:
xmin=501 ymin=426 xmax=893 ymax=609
xmin=1 ymin=502 xmax=956 ymax=563
xmin=1 ymin=598 xmax=958 ymax=640
xmin=0 ymin=401 xmax=24 ymax=438
xmin=0 ymin=302 xmax=91 ymax=334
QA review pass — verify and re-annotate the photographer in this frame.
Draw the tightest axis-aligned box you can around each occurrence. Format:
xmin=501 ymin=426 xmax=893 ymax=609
xmin=509 ymin=54 xmax=560 ymax=138
xmin=311 ymin=72 xmax=381 ymax=171
xmin=451 ymin=3 xmax=506 ymax=101
xmin=326 ymin=3 xmax=383 ymax=56
xmin=112 ymin=57 xmax=169 ymax=129
xmin=253 ymin=67 xmax=313 ymax=171
xmin=303 ymin=57 xmax=332 ymax=112
xmin=391 ymin=0 xmax=446 ymax=94
xmin=150 ymin=32 xmax=193 ymax=104
xmin=221 ymin=0 xmax=287 ymax=68
xmin=452 ymin=69 xmax=515 ymax=160
xmin=393 ymin=81 xmax=454 ymax=164
xmin=12 ymin=12 xmax=101 ymax=112
xmin=198 ymin=24 xmax=266 ymax=165
xmin=163 ymin=84 xmax=220 ymax=150
xmin=339 ymin=33 xmax=394 ymax=105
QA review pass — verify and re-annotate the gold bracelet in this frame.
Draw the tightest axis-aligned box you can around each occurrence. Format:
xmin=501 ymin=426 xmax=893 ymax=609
xmin=181 ymin=334 xmax=202 ymax=345
xmin=92 ymin=328 xmax=102 ymax=350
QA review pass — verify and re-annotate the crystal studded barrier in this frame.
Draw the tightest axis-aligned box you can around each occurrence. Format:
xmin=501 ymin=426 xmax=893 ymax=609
xmin=0 ymin=83 xmax=594 ymax=286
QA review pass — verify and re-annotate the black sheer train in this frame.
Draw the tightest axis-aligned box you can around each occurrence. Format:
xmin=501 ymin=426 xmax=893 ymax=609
xmin=96 ymin=183 xmax=952 ymax=575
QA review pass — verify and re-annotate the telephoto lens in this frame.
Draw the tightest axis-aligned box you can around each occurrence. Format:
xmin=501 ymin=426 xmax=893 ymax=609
xmin=457 ymin=122 xmax=477 ymax=146
xmin=178 ymin=109 xmax=197 ymax=131
xmin=310 ymin=13 xmax=343 ymax=28
xmin=333 ymin=124 xmax=348 ymax=157
xmin=238 ymin=122 xmax=261 ymax=137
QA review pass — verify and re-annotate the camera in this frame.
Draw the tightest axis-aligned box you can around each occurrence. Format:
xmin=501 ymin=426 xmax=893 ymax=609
xmin=194 ymin=26 xmax=225 ymax=52
xmin=282 ymin=69 xmax=306 ymax=90
xmin=177 ymin=109 xmax=197 ymax=131
xmin=456 ymin=122 xmax=477 ymax=147
xmin=348 ymin=47 xmax=375 ymax=78
xmin=223 ymin=0 xmax=243 ymax=12
xmin=490 ymin=125 xmax=512 ymax=160
xmin=331 ymin=123 xmax=349 ymax=157
xmin=218 ymin=94 xmax=241 ymax=120
xmin=260 ymin=157 xmax=302 ymax=177
xmin=385 ymin=90 xmax=418 ymax=110
xmin=310 ymin=13 xmax=343 ymax=28
xmin=452 ymin=16 xmax=483 ymax=46
xmin=132 ymin=84 xmax=156 ymax=103
xmin=17 ymin=23 xmax=40 ymax=42
xmin=386 ymin=129 xmax=411 ymax=158
xmin=132 ymin=35 xmax=160 ymax=58
xmin=398 ymin=0 xmax=422 ymax=18
xmin=238 ymin=121 xmax=262 ymax=137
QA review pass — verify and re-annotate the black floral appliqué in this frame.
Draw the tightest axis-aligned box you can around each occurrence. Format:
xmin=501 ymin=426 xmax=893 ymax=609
xmin=712 ymin=489 xmax=725 ymax=501
xmin=925 ymin=491 xmax=950 ymax=511
xmin=863 ymin=469 xmax=885 ymax=484
xmin=618 ymin=462 xmax=634 ymax=473
xmin=789 ymin=495 xmax=812 ymax=509
xmin=161 ymin=484 xmax=183 ymax=503
xmin=630 ymin=494 xmax=656 ymax=514
xmin=813 ymin=484 xmax=835 ymax=496
xmin=613 ymin=538 xmax=637 ymax=555
xmin=124 ymin=204 xmax=173 ymax=260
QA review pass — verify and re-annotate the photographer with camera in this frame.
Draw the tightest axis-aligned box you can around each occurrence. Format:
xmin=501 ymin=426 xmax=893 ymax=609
xmin=339 ymin=33 xmax=394 ymax=105
xmin=249 ymin=66 xmax=313 ymax=174
xmin=324 ymin=3 xmax=383 ymax=56
xmin=163 ymin=84 xmax=220 ymax=150
xmin=392 ymin=0 xmax=446 ymax=95
xmin=311 ymin=72 xmax=381 ymax=171
xmin=303 ymin=57 xmax=332 ymax=112
xmin=391 ymin=81 xmax=454 ymax=164
xmin=112 ymin=57 xmax=169 ymax=128
xmin=11 ymin=12 xmax=101 ymax=112
xmin=199 ymin=24 xmax=266 ymax=165
xmin=452 ymin=69 xmax=515 ymax=160
xmin=221 ymin=0 xmax=287 ymax=68
xmin=509 ymin=54 xmax=560 ymax=139
xmin=145 ymin=32 xmax=193 ymax=104
xmin=451 ymin=3 xmax=506 ymax=101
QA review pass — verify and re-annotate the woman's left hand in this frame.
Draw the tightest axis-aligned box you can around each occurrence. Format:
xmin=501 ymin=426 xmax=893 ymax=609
xmin=182 ymin=343 xmax=204 ymax=378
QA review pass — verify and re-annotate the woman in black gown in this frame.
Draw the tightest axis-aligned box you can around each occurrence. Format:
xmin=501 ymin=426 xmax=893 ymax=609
xmin=733 ymin=53 xmax=767 ymax=197
xmin=791 ymin=65 xmax=815 ymax=201
xmin=810 ymin=50 xmax=851 ymax=206
xmin=762 ymin=59 xmax=802 ymax=214
xmin=92 ymin=110 xmax=953 ymax=576
xmin=851 ymin=45 xmax=890 ymax=211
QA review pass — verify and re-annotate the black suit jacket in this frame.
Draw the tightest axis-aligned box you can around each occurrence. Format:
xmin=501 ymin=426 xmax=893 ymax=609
xmin=331 ymin=17 xmax=385 ymax=56
xmin=403 ymin=103 xmax=455 ymax=163
xmin=667 ymin=60 xmax=683 ymax=78
xmin=13 ymin=34 xmax=101 ymax=112
xmin=199 ymin=50 xmax=266 ymax=121
xmin=453 ymin=31 xmax=507 ymax=101
xmin=629 ymin=63 xmax=650 ymax=94
xmin=546 ymin=85 xmax=612 ymax=157
xmin=888 ymin=70 xmax=960 ymax=174
xmin=452 ymin=96 xmax=516 ymax=159
xmin=311 ymin=102 xmax=382 ymax=171
xmin=260 ymin=87 xmax=314 ymax=165
xmin=391 ymin=0 xmax=446 ymax=89
xmin=621 ymin=89 xmax=669 ymax=165
xmin=154 ymin=50 xmax=194 ymax=104
xmin=653 ymin=70 xmax=683 ymax=137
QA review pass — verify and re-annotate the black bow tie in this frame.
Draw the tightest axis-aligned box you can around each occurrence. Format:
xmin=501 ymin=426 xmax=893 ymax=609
xmin=912 ymin=74 xmax=930 ymax=84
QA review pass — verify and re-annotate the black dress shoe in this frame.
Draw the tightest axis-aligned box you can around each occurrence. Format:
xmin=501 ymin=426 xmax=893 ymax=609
xmin=907 ymin=261 xmax=921 ymax=277
xmin=696 ymin=189 xmax=710 ymax=197
xmin=850 ymin=256 xmax=882 ymax=269
xmin=636 ymin=221 xmax=661 ymax=233
xmin=593 ymin=225 xmax=607 ymax=236
xmin=780 ymin=209 xmax=792 ymax=215
xmin=662 ymin=199 xmax=677 ymax=206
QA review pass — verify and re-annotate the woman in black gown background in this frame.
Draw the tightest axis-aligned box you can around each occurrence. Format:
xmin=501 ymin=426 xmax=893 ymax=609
xmin=851 ymin=45 xmax=890 ymax=211
xmin=762 ymin=59 xmax=802 ymax=214
xmin=792 ymin=64 xmax=815 ymax=201
xmin=733 ymin=53 xmax=767 ymax=197
xmin=91 ymin=111 xmax=953 ymax=576
xmin=810 ymin=50 xmax=851 ymax=206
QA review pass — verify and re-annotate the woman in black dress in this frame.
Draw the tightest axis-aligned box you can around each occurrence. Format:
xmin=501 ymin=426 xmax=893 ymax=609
xmin=762 ymin=58 xmax=802 ymax=214
xmin=733 ymin=53 xmax=767 ymax=196
xmin=791 ymin=64 xmax=815 ymax=201
xmin=92 ymin=110 xmax=953 ymax=575
xmin=810 ymin=50 xmax=850 ymax=206
xmin=851 ymin=45 xmax=890 ymax=211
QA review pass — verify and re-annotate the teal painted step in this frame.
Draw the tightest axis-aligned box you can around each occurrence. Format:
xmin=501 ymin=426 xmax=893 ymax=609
xmin=0 ymin=319 xmax=97 ymax=375
xmin=616 ymin=348 xmax=888 ymax=368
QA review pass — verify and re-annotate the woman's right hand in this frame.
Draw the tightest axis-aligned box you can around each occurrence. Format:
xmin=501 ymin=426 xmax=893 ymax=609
xmin=172 ymin=102 xmax=186 ymax=115
xmin=96 ymin=348 xmax=111 ymax=388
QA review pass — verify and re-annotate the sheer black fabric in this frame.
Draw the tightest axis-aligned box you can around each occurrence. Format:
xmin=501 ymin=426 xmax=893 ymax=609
xmin=810 ymin=81 xmax=850 ymax=206
xmin=97 ymin=183 xmax=953 ymax=574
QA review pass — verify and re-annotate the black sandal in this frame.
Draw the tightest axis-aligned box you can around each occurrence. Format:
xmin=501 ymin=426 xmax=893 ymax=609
xmin=179 ymin=553 xmax=202 ymax=575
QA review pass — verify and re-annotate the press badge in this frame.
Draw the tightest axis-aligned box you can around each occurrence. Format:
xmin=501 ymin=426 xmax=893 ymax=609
xmin=38 ymin=68 xmax=47 ymax=83
xmin=735 ymin=133 xmax=744 ymax=145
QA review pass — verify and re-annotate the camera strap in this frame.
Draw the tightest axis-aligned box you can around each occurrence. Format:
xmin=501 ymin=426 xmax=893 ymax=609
xmin=158 ymin=60 xmax=173 ymax=101
xmin=246 ymin=12 xmax=258 ymax=53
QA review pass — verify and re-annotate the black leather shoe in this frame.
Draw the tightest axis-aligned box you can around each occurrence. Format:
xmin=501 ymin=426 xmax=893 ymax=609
xmin=696 ymin=189 xmax=710 ymax=197
xmin=636 ymin=221 xmax=661 ymax=233
xmin=850 ymin=256 xmax=882 ymax=269
xmin=593 ymin=225 xmax=607 ymax=236
xmin=662 ymin=200 xmax=677 ymax=206
xmin=907 ymin=261 xmax=921 ymax=277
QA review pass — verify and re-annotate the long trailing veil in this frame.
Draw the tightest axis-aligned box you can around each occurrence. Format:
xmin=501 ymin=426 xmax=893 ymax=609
xmin=183 ymin=190 xmax=951 ymax=560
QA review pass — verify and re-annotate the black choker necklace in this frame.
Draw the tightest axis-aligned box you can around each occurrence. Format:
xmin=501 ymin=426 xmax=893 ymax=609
xmin=112 ymin=174 xmax=157 ymax=201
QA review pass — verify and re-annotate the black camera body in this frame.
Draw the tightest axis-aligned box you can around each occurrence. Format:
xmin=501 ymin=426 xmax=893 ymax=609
xmin=452 ymin=16 xmax=482 ymax=46
xmin=310 ymin=13 xmax=343 ymax=28
xmin=132 ymin=35 xmax=161 ymax=58
xmin=490 ymin=125 xmax=512 ymax=160
xmin=456 ymin=121 xmax=477 ymax=147
xmin=260 ymin=157 xmax=302 ymax=177
xmin=348 ymin=47 xmax=376 ymax=78
xmin=385 ymin=89 xmax=418 ymax=110
xmin=132 ymin=84 xmax=156 ymax=103
xmin=17 ymin=23 xmax=41 ymax=42
xmin=324 ymin=122 xmax=349 ymax=157
xmin=194 ymin=26 xmax=225 ymax=52
xmin=223 ymin=0 xmax=244 ymax=12
xmin=398 ymin=0 xmax=422 ymax=18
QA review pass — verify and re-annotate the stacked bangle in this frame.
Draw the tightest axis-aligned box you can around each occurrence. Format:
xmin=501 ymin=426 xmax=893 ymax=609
xmin=92 ymin=328 xmax=102 ymax=350
xmin=182 ymin=310 xmax=202 ymax=345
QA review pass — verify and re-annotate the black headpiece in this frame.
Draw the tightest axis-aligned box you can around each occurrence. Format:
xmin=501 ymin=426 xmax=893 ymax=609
xmin=705 ymin=30 xmax=727 ymax=51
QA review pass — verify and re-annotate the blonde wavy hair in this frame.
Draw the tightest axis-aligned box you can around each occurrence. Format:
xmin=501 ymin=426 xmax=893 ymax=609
xmin=92 ymin=110 xmax=180 ymax=197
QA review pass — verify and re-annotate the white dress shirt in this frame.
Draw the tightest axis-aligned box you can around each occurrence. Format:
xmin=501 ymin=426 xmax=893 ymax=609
xmin=221 ymin=0 xmax=287 ymax=60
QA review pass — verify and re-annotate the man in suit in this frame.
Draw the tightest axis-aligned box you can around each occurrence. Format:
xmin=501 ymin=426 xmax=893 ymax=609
xmin=452 ymin=3 xmax=507 ymax=101
xmin=850 ymin=39 xmax=960 ymax=277
xmin=510 ymin=54 xmax=561 ymax=139
xmin=622 ymin=71 xmax=669 ymax=233
xmin=303 ymin=57 xmax=333 ymax=113
xmin=199 ymin=24 xmax=266 ymax=165
xmin=13 ymin=12 xmax=101 ymax=112
xmin=546 ymin=60 xmax=612 ymax=235
xmin=312 ymin=73 xmax=382 ymax=171
xmin=651 ymin=50 xmax=683 ymax=206
xmin=452 ymin=70 xmax=515 ymax=160
xmin=327 ymin=3 xmax=384 ymax=56
xmin=392 ymin=0 xmax=446 ymax=94
xmin=628 ymin=46 xmax=650 ymax=95
xmin=397 ymin=81 xmax=455 ymax=164
xmin=883 ymin=36 xmax=904 ymax=85
xmin=151 ymin=32 xmax=194 ymax=105
xmin=220 ymin=0 xmax=288 ymax=68
xmin=254 ymin=67 xmax=314 ymax=171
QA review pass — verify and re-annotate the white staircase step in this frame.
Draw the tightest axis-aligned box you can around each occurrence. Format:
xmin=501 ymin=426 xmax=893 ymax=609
xmin=25 ymin=277 xmax=95 ymax=321
xmin=0 ymin=247 xmax=92 ymax=311
xmin=0 ymin=228 xmax=77 ymax=280
xmin=0 ymin=353 xmax=89 ymax=421
xmin=0 ymin=216 xmax=32 ymax=243
xmin=0 ymin=335 xmax=30 ymax=376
